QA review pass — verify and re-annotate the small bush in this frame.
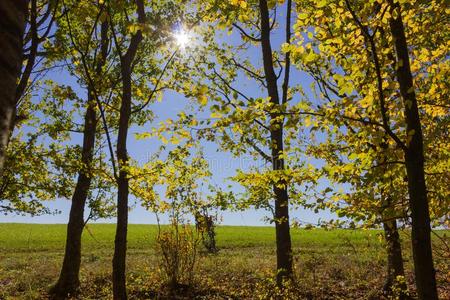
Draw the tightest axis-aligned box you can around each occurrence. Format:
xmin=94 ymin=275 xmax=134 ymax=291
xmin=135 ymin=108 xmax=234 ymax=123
xmin=195 ymin=210 xmax=218 ymax=253
xmin=156 ymin=222 xmax=199 ymax=290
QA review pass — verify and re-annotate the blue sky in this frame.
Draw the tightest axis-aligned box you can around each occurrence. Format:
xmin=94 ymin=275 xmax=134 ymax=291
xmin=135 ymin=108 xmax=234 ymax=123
xmin=1 ymin=3 xmax=338 ymax=226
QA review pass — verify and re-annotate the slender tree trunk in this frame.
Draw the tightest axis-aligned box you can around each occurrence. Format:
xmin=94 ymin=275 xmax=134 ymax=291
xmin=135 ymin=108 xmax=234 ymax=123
xmin=111 ymin=2 xmax=144 ymax=298
xmin=112 ymin=19 xmax=142 ymax=300
xmin=0 ymin=0 xmax=28 ymax=175
xmin=51 ymin=21 xmax=108 ymax=299
xmin=112 ymin=60 xmax=132 ymax=300
xmin=259 ymin=0 xmax=293 ymax=285
xmin=51 ymin=94 xmax=97 ymax=299
xmin=383 ymin=219 xmax=406 ymax=298
xmin=388 ymin=2 xmax=438 ymax=299
xmin=273 ymin=168 xmax=293 ymax=285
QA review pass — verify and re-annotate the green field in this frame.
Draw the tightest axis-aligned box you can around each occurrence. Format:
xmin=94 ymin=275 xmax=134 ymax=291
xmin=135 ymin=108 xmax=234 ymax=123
xmin=0 ymin=223 xmax=386 ymax=251
xmin=0 ymin=224 xmax=448 ymax=299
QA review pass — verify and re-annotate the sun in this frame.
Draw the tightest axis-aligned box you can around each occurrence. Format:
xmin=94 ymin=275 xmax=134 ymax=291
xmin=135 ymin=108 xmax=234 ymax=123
xmin=174 ymin=30 xmax=190 ymax=48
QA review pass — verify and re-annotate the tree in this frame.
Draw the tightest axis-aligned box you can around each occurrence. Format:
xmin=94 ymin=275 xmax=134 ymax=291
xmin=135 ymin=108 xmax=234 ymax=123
xmin=388 ymin=1 xmax=437 ymax=298
xmin=289 ymin=0 xmax=448 ymax=298
xmin=0 ymin=0 xmax=28 ymax=175
xmin=103 ymin=1 xmax=184 ymax=297
xmin=156 ymin=0 xmax=321 ymax=285
xmin=108 ymin=1 xmax=146 ymax=298
xmin=50 ymin=0 xmax=111 ymax=296
xmin=0 ymin=0 xmax=57 ymax=175
xmin=258 ymin=0 xmax=294 ymax=283
xmin=130 ymin=141 xmax=227 ymax=252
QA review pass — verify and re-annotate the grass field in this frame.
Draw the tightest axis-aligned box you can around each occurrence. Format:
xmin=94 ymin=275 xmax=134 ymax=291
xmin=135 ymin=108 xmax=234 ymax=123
xmin=0 ymin=223 xmax=448 ymax=299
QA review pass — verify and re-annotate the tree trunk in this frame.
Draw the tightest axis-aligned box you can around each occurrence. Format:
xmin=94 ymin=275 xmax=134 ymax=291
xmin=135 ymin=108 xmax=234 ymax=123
xmin=112 ymin=2 xmax=144 ymax=298
xmin=0 ymin=0 xmax=28 ymax=175
xmin=388 ymin=2 xmax=438 ymax=299
xmin=383 ymin=219 xmax=406 ymax=298
xmin=112 ymin=60 xmax=132 ymax=300
xmin=51 ymin=21 xmax=108 ymax=299
xmin=50 ymin=93 xmax=97 ymax=299
xmin=259 ymin=0 xmax=293 ymax=285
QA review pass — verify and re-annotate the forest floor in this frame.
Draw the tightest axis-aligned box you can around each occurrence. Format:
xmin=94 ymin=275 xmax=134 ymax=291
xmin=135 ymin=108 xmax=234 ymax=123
xmin=0 ymin=223 xmax=448 ymax=299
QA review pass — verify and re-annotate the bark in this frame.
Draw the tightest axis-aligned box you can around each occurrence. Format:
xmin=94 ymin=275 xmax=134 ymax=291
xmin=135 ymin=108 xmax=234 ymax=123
xmin=50 ymin=92 xmax=97 ymax=299
xmin=388 ymin=2 xmax=438 ymax=299
xmin=50 ymin=21 xmax=108 ymax=299
xmin=112 ymin=61 xmax=132 ymax=299
xmin=16 ymin=0 xmax=38 ymax=103
xmin=383 ymin=219 xmax=406 ymax=298
xmin=112 ymin=2 xmax=145 ymax=298
xmin=0 ymin=0 xmax=28 ymax=175
xmin=258 ymin=0 xmax=293 ymax=285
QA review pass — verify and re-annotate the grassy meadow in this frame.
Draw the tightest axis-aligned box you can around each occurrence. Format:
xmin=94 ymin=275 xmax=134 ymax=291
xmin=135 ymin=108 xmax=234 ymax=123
xmin=0 ymin=223 xmax=448 ymax=299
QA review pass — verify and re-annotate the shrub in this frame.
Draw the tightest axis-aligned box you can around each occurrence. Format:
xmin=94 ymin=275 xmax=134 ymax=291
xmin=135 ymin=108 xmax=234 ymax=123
xmin=195 ymin=209 xmax=218 ymax=253
xmin=156 ymin=222 xmax=200 ymax=290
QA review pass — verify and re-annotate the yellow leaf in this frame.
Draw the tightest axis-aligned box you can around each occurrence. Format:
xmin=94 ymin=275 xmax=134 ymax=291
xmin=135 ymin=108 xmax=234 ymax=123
xmin=304 ymin=116 xmax=312 ymax=127
xmin=210 ymin=112 xmax=223 ymax=118
xmin=317 ymin=0 xmax=327 ymax=8
xmin=198 ymin=85 xmax=208 ymax=94
xmin=170 ymin=136 xmax=180 ymax=145
xmin=298 ymin=13 xmax=308 ymax=20
xmin=304 ymin=51 xmax=317 ymax=63
xmin=199 ymin=94 xmax=208 ymax=106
